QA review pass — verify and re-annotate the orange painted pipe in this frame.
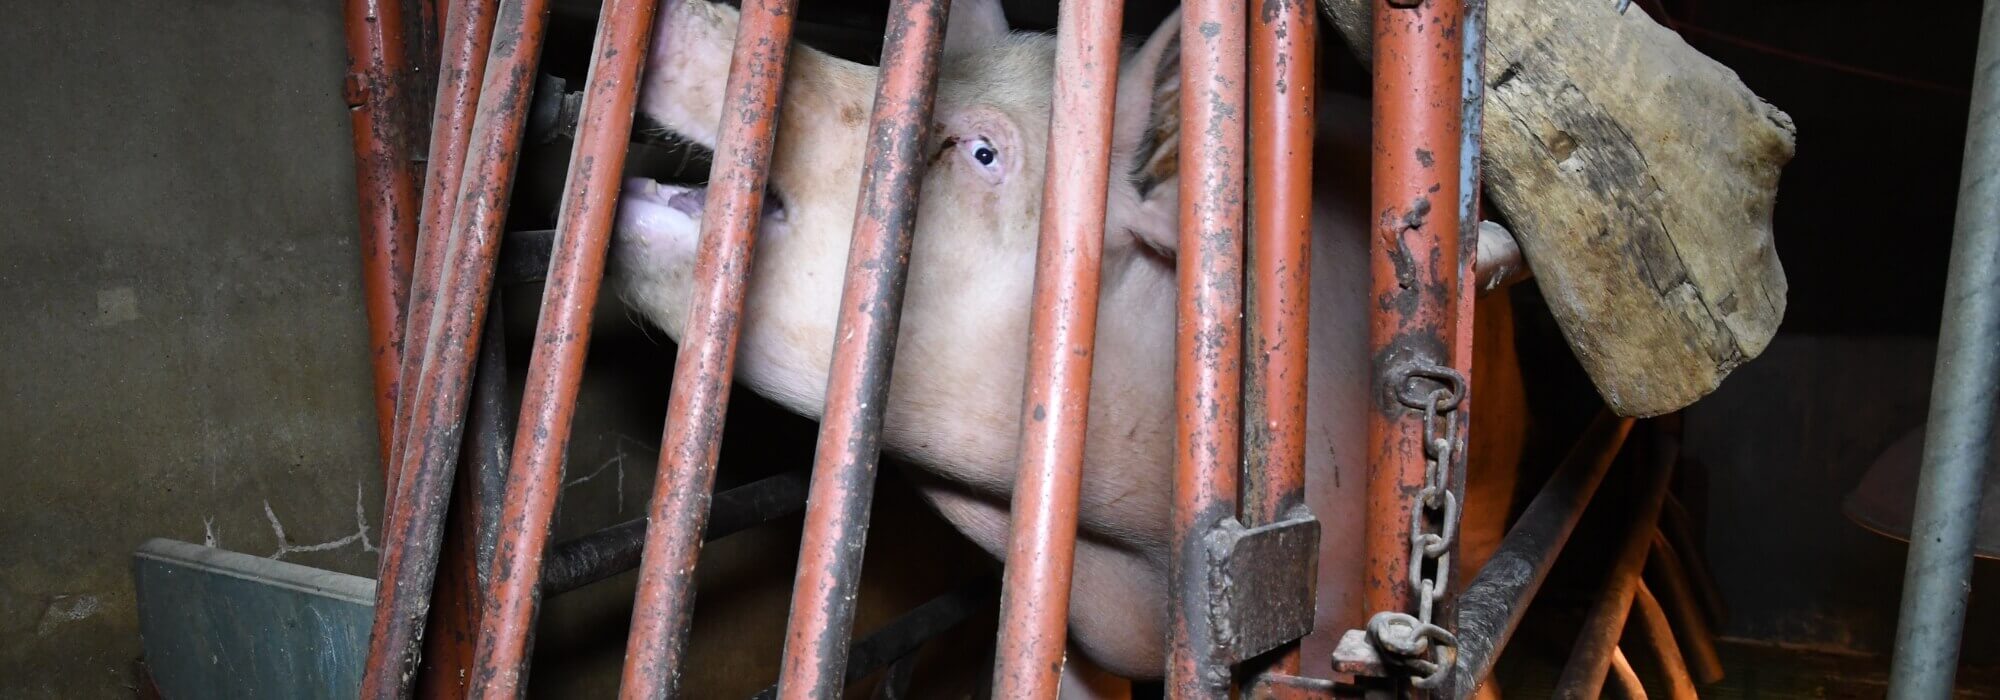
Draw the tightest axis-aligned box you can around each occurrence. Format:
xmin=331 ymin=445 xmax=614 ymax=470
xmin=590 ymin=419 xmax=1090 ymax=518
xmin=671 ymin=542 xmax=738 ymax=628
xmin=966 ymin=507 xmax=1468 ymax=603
xmin=988 ymin=0 xmax=1125 ymax=694
xmin=1168 ymin=0 xmax=1248 ymax=694
xmin=467 ymin=0 xmax=665 ymax=694
xmin=774 ymin=0 xmax=952 ymax=696
xmin=344 ymin=0 xmax=423 ymax=478
xmin=360 ymin=0 xmax=553 ymax=693
xmin=1243 ymin=0 xmax=1317 ymax=683
xmin=618 ymin=0 xmax=800 ymax=695
xmin=1362 ymin=0 xmax=1465 ymax=682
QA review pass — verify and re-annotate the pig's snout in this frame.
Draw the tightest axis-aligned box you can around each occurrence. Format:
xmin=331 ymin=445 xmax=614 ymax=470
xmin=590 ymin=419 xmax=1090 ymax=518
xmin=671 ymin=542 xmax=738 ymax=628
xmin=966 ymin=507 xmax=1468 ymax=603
xmin=616 ymin=177 xmax=701 ymax=258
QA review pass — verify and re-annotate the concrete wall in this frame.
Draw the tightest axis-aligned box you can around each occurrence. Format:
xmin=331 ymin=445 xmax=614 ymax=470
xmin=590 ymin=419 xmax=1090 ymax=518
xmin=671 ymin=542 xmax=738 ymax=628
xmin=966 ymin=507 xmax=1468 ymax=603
xmin=0 ymin=1 xmax=385 ymax=696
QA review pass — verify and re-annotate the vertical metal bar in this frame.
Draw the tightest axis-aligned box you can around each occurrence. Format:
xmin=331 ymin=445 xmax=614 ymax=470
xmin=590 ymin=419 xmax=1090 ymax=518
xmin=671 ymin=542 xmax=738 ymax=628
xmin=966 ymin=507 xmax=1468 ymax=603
xmin=774 ymin=2 xmax=952 ymax=696
xmin=361 ymin=0 xmax=553 ymax=694
xmin=1606 ymin=648 xmax=1647 ymax=700
xmin=1243 ymin=0 xmax=1316 ymax=685
xmin=1553 ymin=435 xmax=1678 ymax=700
xmin=404 ymin=1 xmax=504 ymax=695
xmin=988 ymin=0 xmax=1124 ymax=693
xmin=1169 ymin=0 xmax=1248 ymax=694
xmin=392 ymin=0 xmax=502 ymax=508
xmin=1889 ymin=0 xmax=2000 ymax=695
xmin=1452 ymin=411 xmax=1634 ymax=689
xmin=467 ymin=0 xmax=664 ymax=694
xmin=1630 ymin=582 xmax=1700 ymax=700
xmin=1644 ymin=535 xmax=1723 ymax=685
xmin=618 ymin=0 xmax=800 ymax=694
xmin=1363 ymin=0 xmax=1464 ymax=679
xmin=417 ymin=287 xmax=512 ymax=698
xmin=345 ymin=0 xmax=424 ymax=475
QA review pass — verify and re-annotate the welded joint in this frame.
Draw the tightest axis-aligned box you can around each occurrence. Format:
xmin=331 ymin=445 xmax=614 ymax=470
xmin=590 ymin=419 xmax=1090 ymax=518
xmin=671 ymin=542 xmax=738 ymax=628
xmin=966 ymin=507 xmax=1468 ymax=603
xmin=1204 ymin=511 xmax=1322 ymax=665
xmin=1329 ymin=628 xmax=1387 ymax=678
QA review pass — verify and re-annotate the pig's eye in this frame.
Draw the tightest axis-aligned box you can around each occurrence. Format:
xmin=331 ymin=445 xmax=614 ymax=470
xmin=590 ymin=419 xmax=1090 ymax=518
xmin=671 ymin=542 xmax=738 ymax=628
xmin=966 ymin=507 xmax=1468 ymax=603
xmin=960 ymin=137 xmax=1005 ymax=182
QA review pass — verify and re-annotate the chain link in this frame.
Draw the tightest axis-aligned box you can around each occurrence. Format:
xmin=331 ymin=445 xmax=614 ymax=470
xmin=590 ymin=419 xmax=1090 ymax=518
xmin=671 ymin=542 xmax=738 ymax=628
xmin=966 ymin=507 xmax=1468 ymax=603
xmin=1367 ymin=362 xmax=1468 ymax=689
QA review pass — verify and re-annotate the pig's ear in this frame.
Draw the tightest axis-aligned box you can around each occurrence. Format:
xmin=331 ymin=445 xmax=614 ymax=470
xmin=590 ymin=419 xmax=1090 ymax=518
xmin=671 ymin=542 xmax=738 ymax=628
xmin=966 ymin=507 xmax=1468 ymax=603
xmin=1114 ymin=10 xmax=1183 ymax=261
xmin=943 ymin=0 xmax=1009 ymax=56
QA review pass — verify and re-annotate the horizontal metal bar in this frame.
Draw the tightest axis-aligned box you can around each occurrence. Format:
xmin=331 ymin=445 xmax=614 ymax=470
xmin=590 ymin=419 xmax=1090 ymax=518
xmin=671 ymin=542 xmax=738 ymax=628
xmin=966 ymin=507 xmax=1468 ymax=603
xmin=1451 ymin=410 xmax=1634 ymax=690
xmin=541 ymin=470 xmax=810 ymax=595
xmin=754 ymin=576 xmax=1000 ymax=700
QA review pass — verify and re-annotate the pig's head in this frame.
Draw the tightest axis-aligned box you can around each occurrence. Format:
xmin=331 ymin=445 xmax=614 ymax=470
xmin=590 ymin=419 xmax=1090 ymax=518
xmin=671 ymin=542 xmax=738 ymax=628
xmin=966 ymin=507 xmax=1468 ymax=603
xmin=612 ymin=0 xmax=1187 ymax=417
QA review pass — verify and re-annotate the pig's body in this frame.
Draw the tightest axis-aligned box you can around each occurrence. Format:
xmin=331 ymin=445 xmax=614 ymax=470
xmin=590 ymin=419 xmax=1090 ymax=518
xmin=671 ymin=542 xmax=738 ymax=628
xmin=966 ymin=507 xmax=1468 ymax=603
xmin=613 ymin=0 xmax=1525 ymax=687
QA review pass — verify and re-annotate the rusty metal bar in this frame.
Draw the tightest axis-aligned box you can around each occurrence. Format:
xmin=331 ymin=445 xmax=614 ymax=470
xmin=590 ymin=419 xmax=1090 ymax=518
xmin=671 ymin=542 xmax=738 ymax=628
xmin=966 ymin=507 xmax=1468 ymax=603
xmin=1169 ymin=0 xmax=1248 ymax=694
xmin=416 ymin=287 xmax=513 ymax=697
xmin=542 ymin=470 xmax=810 ymax=595
xmin=775 ymin=2 xmax=952 ymax=696
xmin=345 ymin=0 xmax=424 ymax=474
xmin=1644 ymin=536 xmax=1723 ymax=685
xmin=1362 ymin=0 xmax=1465 ymax=689
xmin=392 ymin=0 xmax=502 ymax=505
xmin=360 ymin=0 xmax=553 ymax=693
xmin=1658 ymin=496 xmax=1727 ymax=625
xmin=1630 ymin=582 xmax=1699 ymax=700
xmin=987 ymin=0 xmax=1124 ymax=694
xmin=1241 ymin=0 xmax=1317 ymax=685
xmin=618 ymin=0 xmax=801 ymax=694
xmin=1606 ymin=648 xmax=1647 ymax=700
xmin=1552 ymin=434 xmax=1678 ymax=699
xmin=757 ymin=577 xmax=1001 ymax=700
xmin=1452 ymin=410 xmax=1633 ymax=690
xmin=467 ymin=0 xmax=664 ymax=693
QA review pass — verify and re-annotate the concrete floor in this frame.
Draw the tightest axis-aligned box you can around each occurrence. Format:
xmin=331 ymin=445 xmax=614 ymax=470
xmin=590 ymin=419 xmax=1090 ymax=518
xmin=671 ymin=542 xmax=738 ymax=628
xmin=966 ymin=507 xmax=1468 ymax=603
xmin=0 ymin=1 xmax=383 ymax=696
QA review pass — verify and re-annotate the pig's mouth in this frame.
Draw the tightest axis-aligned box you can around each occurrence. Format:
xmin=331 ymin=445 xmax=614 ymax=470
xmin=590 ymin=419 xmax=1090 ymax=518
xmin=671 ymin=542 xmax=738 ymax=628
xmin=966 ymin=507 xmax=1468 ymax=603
xmin=627 ymin=177 xmax=790 ymax=226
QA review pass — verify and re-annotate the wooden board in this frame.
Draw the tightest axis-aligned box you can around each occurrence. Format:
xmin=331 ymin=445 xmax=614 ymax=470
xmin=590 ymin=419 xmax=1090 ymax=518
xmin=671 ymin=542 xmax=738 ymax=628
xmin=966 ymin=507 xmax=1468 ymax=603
xmin=1322 ymin=0 xmax=1797 ymax=417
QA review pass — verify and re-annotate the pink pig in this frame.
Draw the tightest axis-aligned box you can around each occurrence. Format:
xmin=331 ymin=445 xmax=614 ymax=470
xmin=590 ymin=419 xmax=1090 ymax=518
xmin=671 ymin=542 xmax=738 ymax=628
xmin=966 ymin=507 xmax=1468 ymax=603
xmin=612 ymin=0 xmax=1528 ymax=692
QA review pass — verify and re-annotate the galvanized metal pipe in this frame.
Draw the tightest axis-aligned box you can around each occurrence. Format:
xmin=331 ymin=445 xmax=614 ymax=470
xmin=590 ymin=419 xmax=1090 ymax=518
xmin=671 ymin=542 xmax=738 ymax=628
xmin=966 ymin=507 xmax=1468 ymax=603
xmin=1889 ymin=1 xmax=2000 ymax=695
xmin=618 ymin=0 xmax=800 ymax=694
xmin=467 ymin=0 xmax=664 ymax=693
xmin=360 ymin=0 xmax=552 ymax=694
xmin=987 ymin=0 xmax=1123 ymax=694
xmin=344 ymin=0 xmax=424 ymax=476
xmin=1454 ymin=411 xmax=1634 ymax=692
xmin=1363 ymin=0 xmax=1465 ymax=683
xmin=772 ymin=2 xmax=952 ymax=697
xmin=1553 ymin=434 xmax=1678 ymax=699
xmin=1169 ymin=0 xmax=1248 ymax=694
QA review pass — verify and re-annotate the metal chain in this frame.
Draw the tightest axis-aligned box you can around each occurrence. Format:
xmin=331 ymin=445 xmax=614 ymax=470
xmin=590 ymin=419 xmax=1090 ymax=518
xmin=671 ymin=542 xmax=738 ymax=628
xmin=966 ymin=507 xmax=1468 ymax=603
xmin=1367 ymin=363 xmax=1469 ymax=689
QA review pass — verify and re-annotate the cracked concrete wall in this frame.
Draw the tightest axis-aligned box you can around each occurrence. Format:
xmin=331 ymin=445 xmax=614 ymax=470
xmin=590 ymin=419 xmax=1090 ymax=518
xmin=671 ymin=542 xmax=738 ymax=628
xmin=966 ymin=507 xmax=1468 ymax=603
xmin=0 ymin=1 xmax=384 ymax=696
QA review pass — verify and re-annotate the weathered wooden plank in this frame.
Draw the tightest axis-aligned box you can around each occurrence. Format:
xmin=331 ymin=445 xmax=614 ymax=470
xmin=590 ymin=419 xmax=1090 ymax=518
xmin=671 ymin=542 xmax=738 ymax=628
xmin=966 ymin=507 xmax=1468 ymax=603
xmin=1323 ymin=0 xmax=1796 ymax=416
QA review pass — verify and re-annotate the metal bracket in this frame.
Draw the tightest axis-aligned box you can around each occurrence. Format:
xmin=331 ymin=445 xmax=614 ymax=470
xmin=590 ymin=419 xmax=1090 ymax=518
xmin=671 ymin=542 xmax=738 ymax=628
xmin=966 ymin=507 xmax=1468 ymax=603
xmin=1205 ymin=513 xmax=1322 ymax=665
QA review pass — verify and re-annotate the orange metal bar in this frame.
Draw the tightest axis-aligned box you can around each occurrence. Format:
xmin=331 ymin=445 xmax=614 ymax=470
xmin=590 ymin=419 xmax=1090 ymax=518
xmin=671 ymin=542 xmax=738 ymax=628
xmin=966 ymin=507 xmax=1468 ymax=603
xmin=401 ymin=2 xmax=502 ymax=694
xmin=987 ymin=0 xmax=1125 ymax=693
xmin=344 ymin=0 xmax=423 ymax=476
xmin=391 ymin=0 xmax=501 ymax=505
xmin=1169 ymin=0 xmax=1248 ymax=694
xmin=1362 ymin=0 xmax=1465 ymax=655
xmin=360 ymin=0 xmax=553 ymax=694
xmin=1243 ymin=0 xmax=1317 ymax=683
xmin=618 ymin=0 xmax=799 ymax=694
xmin=773 ymin=0 xmax=952 ymax=696
xmin=467 ymin=0 xmax=664 ymax=694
